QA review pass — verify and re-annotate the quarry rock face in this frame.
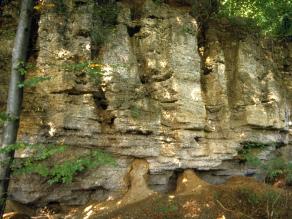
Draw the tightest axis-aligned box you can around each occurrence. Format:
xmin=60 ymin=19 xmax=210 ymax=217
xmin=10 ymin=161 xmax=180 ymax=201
xmin=0 ymin=0 xmax=291 ymax=206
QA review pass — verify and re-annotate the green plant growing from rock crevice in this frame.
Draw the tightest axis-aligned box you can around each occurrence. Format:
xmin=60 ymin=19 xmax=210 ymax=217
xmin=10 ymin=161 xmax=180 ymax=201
xmin=237 ymin=141 xmax=283 ymax=161
xmin=64 ymin=61 xmax=105 ymax=84
xmin=237 ymin=141 xmax=274 ymax=164
xmin=18 ymin=76 xmax=52 ymax=88
xmin=0 ymin=143 xmax=116 ymax=184
xmin=15 ymin=61 xmax=51 ymax=88
xmin=130 ymin=104 xmax=142 ymax=119
xmin=237 ymin=141 xmax=292 ymax=185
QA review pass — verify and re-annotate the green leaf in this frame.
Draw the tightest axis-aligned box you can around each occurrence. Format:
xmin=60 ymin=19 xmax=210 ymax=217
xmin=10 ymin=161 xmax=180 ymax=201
xmin=63 ymin=62 xmax=105 ymax=85
xmin=218 ymin=0 xmax=292 ymax=37
xmin=0 ymin=143 xmax=26 ymax=154
xmin=18 ymin=76 xmax=51 ymax=88
xmin=6 ymin=143 xmax=116 ymax=184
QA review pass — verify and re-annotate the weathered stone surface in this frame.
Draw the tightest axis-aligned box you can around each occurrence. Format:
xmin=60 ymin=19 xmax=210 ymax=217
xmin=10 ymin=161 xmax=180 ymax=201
xmin=0 ymin=0 xmax=291 ymax=206
xmin=121 ymin=159 xmax=154 ymax=205
xmin=175 ymin=169 xmax=208 ymax=194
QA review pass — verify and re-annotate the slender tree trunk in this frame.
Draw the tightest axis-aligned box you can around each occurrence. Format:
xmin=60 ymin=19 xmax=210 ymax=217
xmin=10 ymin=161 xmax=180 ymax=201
xmin=0 ymin=0 xmax=34 ymax=216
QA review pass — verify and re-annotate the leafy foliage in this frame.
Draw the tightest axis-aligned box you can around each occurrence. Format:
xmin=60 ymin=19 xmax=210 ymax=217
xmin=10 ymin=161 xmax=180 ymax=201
xmin=96 ymin=1 xmax=118 ymax=27
xmin=237 ymin=187 xmax=261 ymax=205
xmin=16 ymin=61 xmax=51 ymax=88
xmin=64 ymin=62 xmax=105 ymax=84
xmin=47 ymin=149 xmax=116 ymax=184
xmin=155 ymin=198 xmax=178 ymax=213
xmin=238 ymin=141 xmax=284 ymax=156
xmin=237 ymin=141 xmax=292 ymax=184
xmin=262 ymin=158 xmax=292 ymax=183
xmin=0 ymin=112 xmax=9 ymax=125
xmin=0 ymin=143 xmax=116 ymax=184
xmin=130 ymin=105 xmax=142 ymax=119
xmin=237 ymin=141 xmax=274 ymax=162
xmin=16 ymin=61 xmax=35 ymax=76
xmin=235 ymin=186 xmax=283 ymax=216
xmin=0 ymin=112 xmax=6 ymax=125
xmin=219 ymin=0 xmax=292 ymax=37
xmin=18 ymin=76 xmax=51 ymax=88
xmin=0 ymin=112 xmax=17 ymax=126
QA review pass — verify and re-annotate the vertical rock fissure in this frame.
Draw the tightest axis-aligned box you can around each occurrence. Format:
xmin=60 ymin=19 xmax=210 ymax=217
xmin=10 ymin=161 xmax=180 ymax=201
xmin=221 ymin=39 xmax=240 ymax=120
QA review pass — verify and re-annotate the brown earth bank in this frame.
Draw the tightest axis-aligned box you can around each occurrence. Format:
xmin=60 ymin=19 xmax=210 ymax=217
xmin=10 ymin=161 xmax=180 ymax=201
xmin=4 ymin=170 xmax=292 ymax=219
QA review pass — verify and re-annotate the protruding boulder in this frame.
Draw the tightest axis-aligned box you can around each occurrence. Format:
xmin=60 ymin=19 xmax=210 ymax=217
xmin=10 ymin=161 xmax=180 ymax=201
xmin=121 ymin=159 xmax=155 ymax=205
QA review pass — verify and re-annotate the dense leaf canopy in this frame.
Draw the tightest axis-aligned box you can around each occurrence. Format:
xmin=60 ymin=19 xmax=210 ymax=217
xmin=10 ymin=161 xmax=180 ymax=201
xmin=219 ymin=0 xmax=292 ymax=37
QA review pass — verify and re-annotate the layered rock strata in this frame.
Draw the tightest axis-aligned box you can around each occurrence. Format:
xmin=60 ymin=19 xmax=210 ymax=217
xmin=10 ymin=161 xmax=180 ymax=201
xmin=0 ymin=0 xmax=291 ymax=205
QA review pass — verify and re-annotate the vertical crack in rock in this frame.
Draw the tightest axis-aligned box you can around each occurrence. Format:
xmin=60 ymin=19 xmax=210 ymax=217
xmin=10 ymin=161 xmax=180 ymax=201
xmin=27 ymin=9 xmax=40 ymax=60
xmin=127 ymin=25 xmax=142 ymax=37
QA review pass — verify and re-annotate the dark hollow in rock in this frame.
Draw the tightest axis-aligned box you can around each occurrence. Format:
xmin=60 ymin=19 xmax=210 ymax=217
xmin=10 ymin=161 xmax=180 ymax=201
xmin=127 ymin=25 xmax=141 ymax=37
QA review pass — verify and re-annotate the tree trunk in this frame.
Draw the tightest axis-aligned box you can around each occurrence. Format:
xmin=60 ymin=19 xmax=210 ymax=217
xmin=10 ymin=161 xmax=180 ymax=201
xmin=0 ymin=0 xmax=34 ymax=216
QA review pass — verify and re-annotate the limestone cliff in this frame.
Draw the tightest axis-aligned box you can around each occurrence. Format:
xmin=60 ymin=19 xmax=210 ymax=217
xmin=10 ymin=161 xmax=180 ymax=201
xmin=0 ymin=0 xmax=291 ymax=206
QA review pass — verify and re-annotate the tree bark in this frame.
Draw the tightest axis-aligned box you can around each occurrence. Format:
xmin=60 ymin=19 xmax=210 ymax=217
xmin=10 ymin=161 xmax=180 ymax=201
xmin=0 ymin=0 xmax=34 ymax=216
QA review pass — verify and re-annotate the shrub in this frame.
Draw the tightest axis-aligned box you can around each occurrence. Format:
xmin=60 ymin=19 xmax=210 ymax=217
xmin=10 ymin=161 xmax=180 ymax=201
xmin=237 ymin=187 xmax=261 ymax=205
xmin=218 ymin=0 xmax=292 ymax=38
xmin=0 ymin=143 xmax=116 ymax=184
xmin=237 ymin=141 xmax=292 ymax=184
xmin=237 ymin=141 xmax=274 ymax=163
xmin=262 ymin=158 xmax=292 ymax=183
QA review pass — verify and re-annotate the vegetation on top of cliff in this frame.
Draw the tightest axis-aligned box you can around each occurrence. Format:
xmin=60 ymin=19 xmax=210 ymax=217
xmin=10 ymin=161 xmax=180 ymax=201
xmin=218 ymin=0 xmax=292 ymax=38
xmin=163 ymin=0 xmax=291 ymax=38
